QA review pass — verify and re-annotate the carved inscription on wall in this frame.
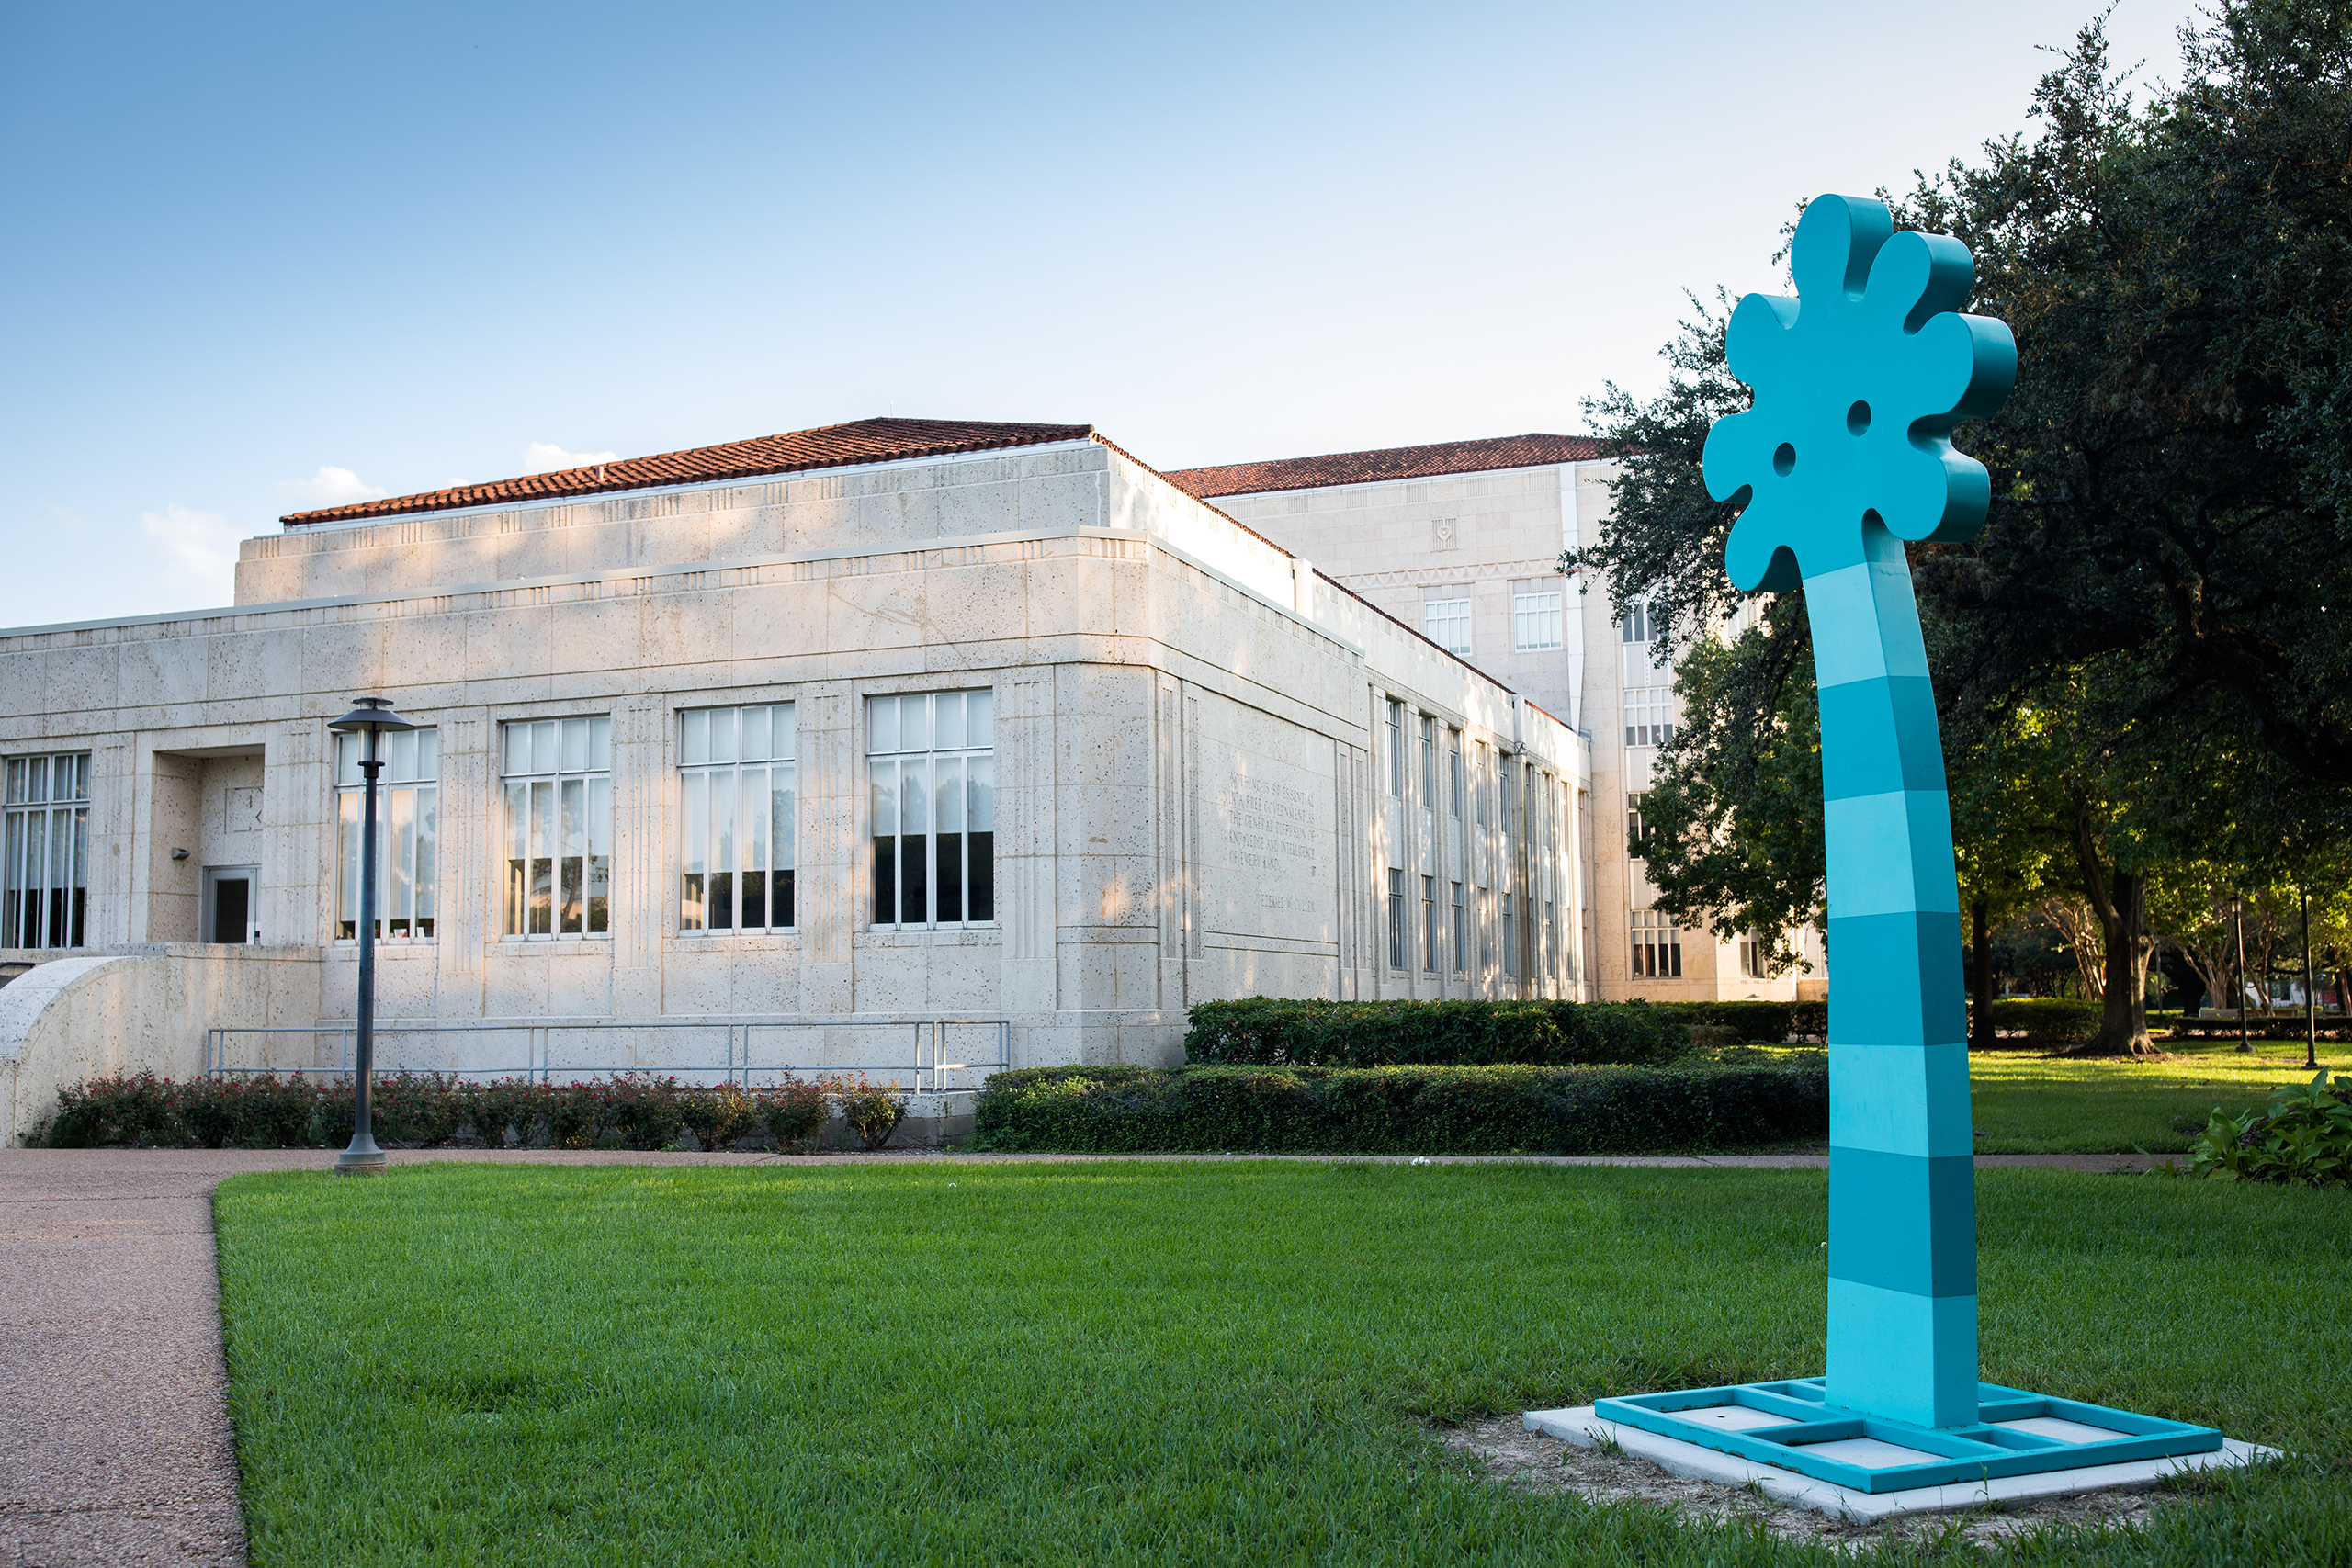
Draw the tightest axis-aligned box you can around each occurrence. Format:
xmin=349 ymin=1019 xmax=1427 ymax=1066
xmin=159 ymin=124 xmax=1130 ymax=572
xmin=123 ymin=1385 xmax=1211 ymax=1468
xmin=1221 ymin=773 xmax=1317 ymax=880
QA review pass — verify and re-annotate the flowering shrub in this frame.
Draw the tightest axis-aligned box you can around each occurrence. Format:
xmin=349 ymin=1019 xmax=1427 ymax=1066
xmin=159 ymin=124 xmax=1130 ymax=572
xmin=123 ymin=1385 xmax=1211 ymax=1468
xmin=2189 ymin=1071 xmax=2352 ymax=1187
xmin=824 ymin=1076 xmax=909 ymax=1150
xmin=31 ymin=1072 xmax=869 ymax=1152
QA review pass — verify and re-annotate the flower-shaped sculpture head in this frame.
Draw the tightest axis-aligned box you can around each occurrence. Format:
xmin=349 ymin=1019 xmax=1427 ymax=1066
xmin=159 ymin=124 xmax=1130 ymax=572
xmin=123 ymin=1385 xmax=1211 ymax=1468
xmin=1704 ymin=195 xmax=2017 ymax=592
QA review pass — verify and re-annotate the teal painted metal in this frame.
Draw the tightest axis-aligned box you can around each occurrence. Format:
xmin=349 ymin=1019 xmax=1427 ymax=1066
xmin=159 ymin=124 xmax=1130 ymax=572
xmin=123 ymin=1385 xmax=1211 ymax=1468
xmin=1594 ymin=1382 xmax=2223 ymax=1495
xmin=1594 ymin=197 xmax=2226 ymax=1487
xmin=1703 ymin=193 xmax=2014 ymax=1428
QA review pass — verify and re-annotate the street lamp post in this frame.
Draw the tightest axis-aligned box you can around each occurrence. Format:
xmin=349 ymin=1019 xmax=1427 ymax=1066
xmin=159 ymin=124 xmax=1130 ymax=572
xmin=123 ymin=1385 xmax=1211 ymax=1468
xmin=327 ymin=696 xmax=416 ymax=1175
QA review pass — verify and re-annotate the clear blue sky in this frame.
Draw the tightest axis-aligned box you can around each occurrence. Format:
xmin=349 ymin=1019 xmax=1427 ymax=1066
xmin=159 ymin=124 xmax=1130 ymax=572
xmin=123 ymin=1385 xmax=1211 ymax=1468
xmin=0 ymin=0 xmax=2192 ymax=626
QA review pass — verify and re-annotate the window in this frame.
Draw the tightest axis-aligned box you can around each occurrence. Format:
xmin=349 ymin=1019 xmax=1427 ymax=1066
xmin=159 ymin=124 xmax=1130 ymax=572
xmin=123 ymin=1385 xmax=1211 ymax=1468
xmin=1419 ymin=716 xmax=1436 ymax=804
xmin=1503 ymin=893 xmax=1518 ymax=976
xmin=502 ymin=716 xmax=611 ymax=939
xmin=1632 ymin=909 xmax=1683 ymax=978
xmin=1387 ymin=868 xmax=1406 ymax=970
xmin=1621 ymin=601 xmax=1653 ymax=644
xmin=1740 ymin=934 xmax=1770 ymax=979
xmin=870 ymin=691 xmax=994 ymax=928
xmin=1624 ymin=689 xmax=1674 ymax=748
xmin=1385 ymin=700 xmax=1404 ymax=795
xmin=4 ymin=752 xmax=88 ymax=949
xmin=335 ymin=729 xmax=437 ymax=941
xmin=1421 ymin=874 xmax=1437 ymax=972
xmin=1423 ymin=598 xmax=1473 ymax=659
xmin=1447 ymin=729 xmax=1463 ymax=819
xmin=1451 ymin=882 xmax=1466 ymax=974
xmin=1627 ymin=793 xmax=1651 ymax=857
xmin=1480 ymin=889 xmax=1494 ymax=972
xmin=681 ymin=705 xmax=796 ymax=934
xmin=1512 ymin=591 xmax=1563 ymax=651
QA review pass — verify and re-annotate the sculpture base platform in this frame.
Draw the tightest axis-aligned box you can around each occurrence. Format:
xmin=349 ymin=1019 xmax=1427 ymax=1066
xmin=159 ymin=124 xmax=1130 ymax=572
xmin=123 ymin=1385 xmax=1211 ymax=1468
xmin=1525 ymin=1397 xmax=2271 ymax=1522
xmin=1571 ymin=1381 xmax=2232 ymax=1495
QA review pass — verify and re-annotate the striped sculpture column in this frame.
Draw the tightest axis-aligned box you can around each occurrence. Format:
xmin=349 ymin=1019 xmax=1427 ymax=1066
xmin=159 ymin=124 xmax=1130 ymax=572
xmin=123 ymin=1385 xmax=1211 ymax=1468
xmin=1702 ymin=194 xmax=2018 ymax=1430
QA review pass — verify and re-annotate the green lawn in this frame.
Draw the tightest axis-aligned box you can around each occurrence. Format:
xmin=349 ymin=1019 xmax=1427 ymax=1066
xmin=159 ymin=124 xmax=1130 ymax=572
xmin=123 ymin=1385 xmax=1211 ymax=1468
xmin=1968 ymin=1038 xmax=2347 ymax=1154
xmin=216 ymin=1161 xmax=2350 ymax=1566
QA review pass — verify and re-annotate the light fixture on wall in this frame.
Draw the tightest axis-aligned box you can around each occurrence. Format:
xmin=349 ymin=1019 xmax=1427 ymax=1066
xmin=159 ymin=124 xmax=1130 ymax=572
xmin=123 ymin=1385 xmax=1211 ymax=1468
xmin=170 ymin=848 xmax=189 ymax=861
xmin=325 ymin=695 xmax=418 ymax=1175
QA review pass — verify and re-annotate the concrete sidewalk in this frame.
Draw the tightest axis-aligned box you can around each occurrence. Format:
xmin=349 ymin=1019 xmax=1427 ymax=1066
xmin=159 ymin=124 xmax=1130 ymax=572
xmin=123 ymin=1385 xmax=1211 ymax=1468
xmin=0 ymin=1145 xmax=2167 ymax=1565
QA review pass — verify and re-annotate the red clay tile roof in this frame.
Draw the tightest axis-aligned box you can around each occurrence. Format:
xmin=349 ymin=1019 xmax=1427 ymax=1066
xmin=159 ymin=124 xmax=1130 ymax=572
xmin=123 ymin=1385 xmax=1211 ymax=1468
xmin=1161 ymin=433 xmax=1613 ymax=499
xmin=280 ymin=417 xmax=1097 ymax=526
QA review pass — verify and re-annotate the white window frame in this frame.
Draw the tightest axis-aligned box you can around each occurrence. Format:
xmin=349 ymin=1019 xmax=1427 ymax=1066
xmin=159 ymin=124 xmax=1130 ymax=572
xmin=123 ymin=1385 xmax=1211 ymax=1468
xmin=1624 ymin=688 xmax=1675 ymax=748
xmin=679 ymin=704 xmax=797 ymax=936
xmin=868 ymin=690 xmax=995 ymax=930
xmin=4 ymin=752 xmax=89 ymax=950
xmin=1512 ymin=591 xmax=1564 ymax=651
xmin=1633 ymin=908 xmax=1683 ymax=978
xmin=335 ymin=728 xmax=438 ymax=942
xmin=501 ymin=716 xmax=613 ymax=941
xmin=1423 ymin=597 xmax=1473 ymax=659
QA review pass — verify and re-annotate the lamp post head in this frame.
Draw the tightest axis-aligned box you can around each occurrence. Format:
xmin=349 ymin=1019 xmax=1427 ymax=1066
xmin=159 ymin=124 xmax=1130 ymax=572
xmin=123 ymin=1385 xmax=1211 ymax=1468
xmin=328 ymin=695 xmax=418 ymax=736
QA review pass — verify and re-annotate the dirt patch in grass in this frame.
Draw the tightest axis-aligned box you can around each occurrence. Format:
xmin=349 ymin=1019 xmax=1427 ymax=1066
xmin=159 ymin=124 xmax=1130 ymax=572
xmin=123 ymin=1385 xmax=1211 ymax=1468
xmin=1444 ymin=1413 xmax=2175 ymax=1551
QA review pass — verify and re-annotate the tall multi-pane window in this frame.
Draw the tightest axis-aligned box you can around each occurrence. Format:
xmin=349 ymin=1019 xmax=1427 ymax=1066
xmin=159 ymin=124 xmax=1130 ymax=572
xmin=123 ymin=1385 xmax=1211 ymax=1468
xmin=1624 ymin=689 xmax=1675 ymax=747
xmin=681 ymin=705 xmax=796 ymax=934
xmin=1451 ymin=881 xmax=1466 ymax=974
xmin=1633 ymin=909 xmax=1683 ymax=977
xmin=1423 ymin=598 xmax=1473 ymax=658
xmin=1421 ymin=874 xmax=1437 ymax=972
xmin=1474 ymin=744 xmax=1490 ymax=829
xmin=1418 ymin=716 xmax=1436 ymax=804
xmin=4 ymin=753 xmax=88 ymax=949
xmin=1621 ymin=601 xmax=1653 ymax=644
xmin=1502 ymin=893 xmax=1518 ymax=976
xmin=870 ymin=691 xmax=994 ymax=928
xmin=1447 ymin=729 xmax=1463 ymax=819
xmin=336 ymin=729 xmax=437 ymax=942
xmin=1386 ymin=868 xmax=1407 ymax=970
xmin=1385 ymin=700 xmax=1404 ymax=795
xmin=1740 ymin=933 xmax=1770 ymax=978
xmin=1512 ymin=591 xmax=1563 ymax=650
xmin=502 ymin=716 xmax=612 ymax=939
xmin=1626 ymin=793 xmax=1651 ymax=856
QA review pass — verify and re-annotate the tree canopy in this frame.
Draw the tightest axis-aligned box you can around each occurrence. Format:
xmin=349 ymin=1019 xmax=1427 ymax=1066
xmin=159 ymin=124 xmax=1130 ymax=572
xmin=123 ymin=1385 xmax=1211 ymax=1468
xmin=1573 ymin=0 xmax=2352 ymax=1054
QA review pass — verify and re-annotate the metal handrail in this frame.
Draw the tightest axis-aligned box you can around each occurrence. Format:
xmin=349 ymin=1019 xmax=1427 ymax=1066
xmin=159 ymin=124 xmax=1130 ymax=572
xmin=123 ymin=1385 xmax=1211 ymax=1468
xmin=204 ymin=1016 xmax=1011 ymax=1095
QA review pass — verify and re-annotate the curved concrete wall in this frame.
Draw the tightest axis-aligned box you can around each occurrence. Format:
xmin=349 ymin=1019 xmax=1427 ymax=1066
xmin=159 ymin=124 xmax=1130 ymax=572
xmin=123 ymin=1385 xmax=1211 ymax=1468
xmin=0 ymin=947 xmax=320 ymax=1145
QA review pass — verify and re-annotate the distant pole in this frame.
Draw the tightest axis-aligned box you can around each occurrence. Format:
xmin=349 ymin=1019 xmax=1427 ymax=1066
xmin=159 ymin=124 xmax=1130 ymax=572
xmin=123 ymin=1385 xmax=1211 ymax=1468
xmin=327 ymin=696 xmax=417 ymax=1175
xmin=2234 ymin=897 xmax=2250 ymax=1055
xmin=2304 ymin=886 xmax=2319 ymax=1072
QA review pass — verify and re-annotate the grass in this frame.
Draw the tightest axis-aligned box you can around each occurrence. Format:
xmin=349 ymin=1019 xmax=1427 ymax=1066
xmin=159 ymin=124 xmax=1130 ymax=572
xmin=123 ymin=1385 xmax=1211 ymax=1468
xmin=1968 ymin=1037 xmax=2347 ymax=1154
xmin=215 ymin=1160 xmax=2351 ymax=1566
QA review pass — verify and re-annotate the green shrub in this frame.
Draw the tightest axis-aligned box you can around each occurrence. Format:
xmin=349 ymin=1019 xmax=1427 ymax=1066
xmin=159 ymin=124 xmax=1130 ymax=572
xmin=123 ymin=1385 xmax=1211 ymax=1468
xmin=2189 ymin=1071 xmax=2352 ymax=1187
xmin=29 ymin=1073 xmax=877 ymax=1152
xmin=1640 ymin=1000 xmax=1826 ymax=1042
xmin=971 ymin=1060 xmax=1828 ymax=1156
xmin=1182 ymin=998 xmax=1687 ymax=1068
xmin=761 ymin=1080 xmax=830 ymax=1150
xmin=1979 ymin=998 xmax=2104 ymax=1047
xmin=827 ymin=1076 xmax=909 ymax=1150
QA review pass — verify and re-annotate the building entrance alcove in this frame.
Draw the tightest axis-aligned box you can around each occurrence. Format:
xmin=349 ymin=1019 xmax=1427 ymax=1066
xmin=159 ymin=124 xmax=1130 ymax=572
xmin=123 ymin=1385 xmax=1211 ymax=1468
xmin=142 ymin=743 xmax=266 ymax=944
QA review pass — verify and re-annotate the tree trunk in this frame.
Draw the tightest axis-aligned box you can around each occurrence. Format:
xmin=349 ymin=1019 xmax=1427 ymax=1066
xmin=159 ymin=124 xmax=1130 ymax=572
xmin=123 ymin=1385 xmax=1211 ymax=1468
xmin=1971 ymin=898 xmax=1994 ymax=1051
xmin=2068 ymin=818 xmax=2159 ymax=1057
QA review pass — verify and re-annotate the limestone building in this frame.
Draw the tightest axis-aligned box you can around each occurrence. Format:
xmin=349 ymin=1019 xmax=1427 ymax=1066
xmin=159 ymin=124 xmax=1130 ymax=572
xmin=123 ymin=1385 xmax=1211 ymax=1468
xmin=1165 ymin=434 xmax=1818 ymax=1004
xmin=0 ymin=418 xmax=1624 ymax=1139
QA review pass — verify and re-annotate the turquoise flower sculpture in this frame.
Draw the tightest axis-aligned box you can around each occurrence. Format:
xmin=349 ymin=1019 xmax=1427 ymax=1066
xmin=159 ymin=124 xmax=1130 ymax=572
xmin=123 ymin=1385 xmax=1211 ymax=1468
xmin=1702 ymin=195 xmax=2017 ymax=1431
xmin=1704 ymin=195 xmax=2016 ymax=592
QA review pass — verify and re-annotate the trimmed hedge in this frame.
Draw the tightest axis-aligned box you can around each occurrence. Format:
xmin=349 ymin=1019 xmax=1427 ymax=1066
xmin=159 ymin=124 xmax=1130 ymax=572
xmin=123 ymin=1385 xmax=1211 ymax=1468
xmin=1642 ymin=1000 xmax=1828 ymax=1042
xmin=36 ymin=1072 xmax=876 ymax=1152
xmin=1183 ymin=998 xmax=1691 ymax=1067
xmin=1979 ymin=998 xmax=2104 ymax=1047
xmin=971 ymin=1060 xmax=1828 ymax=1155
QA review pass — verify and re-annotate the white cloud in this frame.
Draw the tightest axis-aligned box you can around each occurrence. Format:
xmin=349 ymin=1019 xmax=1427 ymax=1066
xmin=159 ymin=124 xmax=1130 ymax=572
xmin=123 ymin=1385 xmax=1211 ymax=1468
xmin=141 ymin=503 xmax=245 ymax=599
xmin=277 ymin=465 xmax=388 ymax=506
xmin=524 ymin=442 xmax=620 ymax=475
